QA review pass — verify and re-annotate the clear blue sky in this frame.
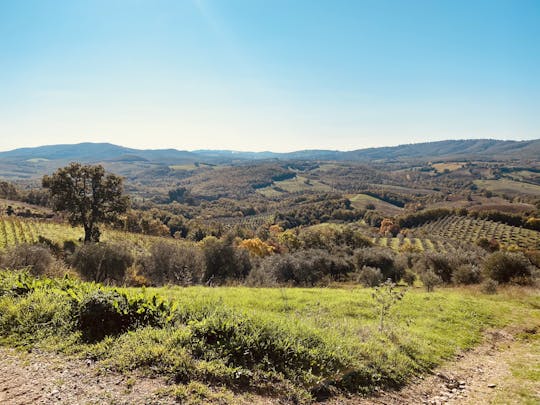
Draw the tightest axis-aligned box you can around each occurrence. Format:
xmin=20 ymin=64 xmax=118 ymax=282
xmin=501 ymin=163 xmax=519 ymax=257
xmin=0 ymin=0 xmax=538 ymax=152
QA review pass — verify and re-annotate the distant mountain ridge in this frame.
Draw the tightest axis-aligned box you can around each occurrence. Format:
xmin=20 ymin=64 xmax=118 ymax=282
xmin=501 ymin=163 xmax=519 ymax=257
xmin=0 ymin=139 xmax=539 ymax=166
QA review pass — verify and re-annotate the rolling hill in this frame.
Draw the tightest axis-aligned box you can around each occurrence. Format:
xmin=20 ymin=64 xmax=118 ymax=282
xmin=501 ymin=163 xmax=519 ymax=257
xmin=0 ymin=139 xmax=538 ymax=179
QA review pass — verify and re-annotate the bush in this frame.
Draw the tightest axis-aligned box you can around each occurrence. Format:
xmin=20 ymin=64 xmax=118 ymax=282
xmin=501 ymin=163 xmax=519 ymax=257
xmin=356 ymin=266 xmax=383 ymax=287
xmin=452 ymin=264 xmax=481 ymax=285
xmin=77 ymin=289 xmax=171 ymax=342
xmin=480 ymin=279 xmax=498 ymax=294
xmin=483 ymin=251 xmax=533 ymax=284
xmin=245 ymin=266 xmax=278 ymax=287
xmin=77 ymin=290 xmax=130 ymax=342
xmin=200 ymin=236 xmax=252 ymax=284
xmin=139 ymin=241 xmax=204 ymax=286
xmin=402 ymin=269 xmax=416 ymax=286
xmin=0 ymin=289 xmax=74 ymax=342
xmin=255 ymin=250 xmax=353 ymax=286
xmin=420 ymin=270 xmax=441 ymax=292
xmin=413 ymin=252 xmax=479 ymax=284
xmin=71 ymin=242 xmax=134 ymax=284
xmin=414 ymin=252 xmax=454 ymax=284
xmin=0 ymin=243 xmax=53 ymax=276
xmin=353 ymin=248 xmax=403 ymax=282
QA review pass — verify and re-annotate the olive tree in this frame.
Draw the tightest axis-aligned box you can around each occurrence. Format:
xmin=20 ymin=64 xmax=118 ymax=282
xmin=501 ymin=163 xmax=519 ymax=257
xmin=43 ymin=163 xmax=129 ymax=242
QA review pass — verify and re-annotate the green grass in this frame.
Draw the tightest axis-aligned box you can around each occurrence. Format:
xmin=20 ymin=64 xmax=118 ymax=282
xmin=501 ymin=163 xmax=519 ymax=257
xmin=347 ymin=193 xmax=403 ymax=216
xmin=474 ymin=179 xmax=540 ymax=196
xmin=0 ymin=271 xmax=538 ymax=403
xmin=256 ymin=176 xmax=332 ymax=198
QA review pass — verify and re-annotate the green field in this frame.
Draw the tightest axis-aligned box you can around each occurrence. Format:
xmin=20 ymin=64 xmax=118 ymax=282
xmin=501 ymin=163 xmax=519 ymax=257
xmin=348 ymin=193 xmax=403 ymax=216
xmin=0 ymin=269 xmax=538 ymax=403
xmin=256 ymin=176 xmax=332 ymax=198
xmin=474 ymin=179 xmax=540 ymax=196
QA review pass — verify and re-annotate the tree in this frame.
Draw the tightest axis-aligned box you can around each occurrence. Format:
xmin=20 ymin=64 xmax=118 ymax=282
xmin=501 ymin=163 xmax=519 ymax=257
xmin=42 ymin=163 xmax=129 ymax=242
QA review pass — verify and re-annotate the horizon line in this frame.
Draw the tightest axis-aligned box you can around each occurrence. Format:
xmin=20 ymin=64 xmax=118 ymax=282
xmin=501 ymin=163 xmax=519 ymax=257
xmin=1 ymin=137 xmax=538 ymax=155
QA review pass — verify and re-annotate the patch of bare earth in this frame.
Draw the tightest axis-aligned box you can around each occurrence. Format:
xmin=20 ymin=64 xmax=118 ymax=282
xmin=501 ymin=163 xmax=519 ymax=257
xmin=0 ymin=348 xmax=174 ymax=404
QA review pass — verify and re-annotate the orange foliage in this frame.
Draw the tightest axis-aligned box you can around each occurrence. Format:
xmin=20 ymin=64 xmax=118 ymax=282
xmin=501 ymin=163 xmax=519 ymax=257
xmin=239 ymin=237 xmax=275 ymax=257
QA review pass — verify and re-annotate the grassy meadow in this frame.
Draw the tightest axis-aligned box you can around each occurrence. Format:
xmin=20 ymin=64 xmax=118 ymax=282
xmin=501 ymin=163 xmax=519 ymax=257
xmin=1 ymin=269 xmax=538 ymax=403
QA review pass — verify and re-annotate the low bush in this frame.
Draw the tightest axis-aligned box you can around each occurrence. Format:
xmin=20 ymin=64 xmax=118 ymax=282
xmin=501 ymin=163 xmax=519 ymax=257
xmin=356 ymin=266 xmax=383 ymax=287
xmin=419 ymin=270 xmax=441 ymax=292
xmin=483 ymin=251 xmax=533 ymax=284
xmin=353 ymin=248 xmax=404 ymax=282
xmin=0 ymin=243 xmax=54 ymax=276
xmin=402 ymin=269 xmax=416 ymax=286
xmin=77 ymin=289 xmax=171 ymax=342
xmin=255 ymin=250 xmax=354 ymax=286
xmin=138 ymin=241 xmax=204 ymax=286
xmin=413 ymin=252 xmax=480 ymax=284
xmin=452 ymin=264 xmax=481 ymax=285
xmin=71 ymin=242 xmax=134 ymax=284
xmin=480 ymin=279 xmax=498 ymax=294
xmin=200 ymin=236 xmax=252 ymax=284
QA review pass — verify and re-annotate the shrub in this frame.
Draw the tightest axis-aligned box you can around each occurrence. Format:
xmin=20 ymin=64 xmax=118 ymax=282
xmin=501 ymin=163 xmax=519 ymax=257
xmin=0 ymin=243 xmax=53 ymax=276
xmin=480 ymin=279 xmax=498 ymax=294
xmin=371 ymin=279 xmax=406 ymax=333
xmin=77 ymin=289 xmax=171 ymax=342
xmin=139 ymin=241 xmax=204 ymax=286
xmin=419 ymin=270 xmax=441 ymax=292
xmin=200 ymin=236 xmax=252 ymax=284
xmin=483 ymin=251 xmax=533 ymax=284
xmin=245 ymin=266 xmax=278 ymax=287
xmin=402 ymin=269 xmax=416 ymax=286
xmin=77 ymin=290 xmax=130 ymax=342
xmin=452 ymin=264 xmax=481 ymax=285
xmin=0 ymin=289 xmax=74 ymax=341
xmin=413 ymin=251 xmax=480 ymax=284
xmin=476 ymin=238 xmax=500 ymax=252
xmin=415 ymin=253 xmax=454 ymax=284
xmin=71 ymin=242 xmax=134 ymax=284
xmin=353 ymin=248 xmax=404 ymax=282
xmin=255 ymin=250 xmax=353 ymax=286
xmin=356 ymin=266 xmax=383 ymax=287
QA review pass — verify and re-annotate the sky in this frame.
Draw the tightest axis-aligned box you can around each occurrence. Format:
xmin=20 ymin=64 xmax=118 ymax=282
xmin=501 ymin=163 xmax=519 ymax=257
xmin=0 ymin=0 xmax=539 ymax=152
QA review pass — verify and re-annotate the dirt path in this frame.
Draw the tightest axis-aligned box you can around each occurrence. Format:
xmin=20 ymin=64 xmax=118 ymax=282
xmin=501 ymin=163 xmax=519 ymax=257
xmin=0 ymin=348 xmax=174 ymax=404
xmin=342 ymin=327 xmax=539 ymax=404
xmin=0 ymin=327 xmax=538 ymax=404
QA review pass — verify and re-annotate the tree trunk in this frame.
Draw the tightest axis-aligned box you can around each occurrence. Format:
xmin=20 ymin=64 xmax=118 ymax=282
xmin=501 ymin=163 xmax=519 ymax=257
xmin=84 ymin=225 xmax=92 ymax=243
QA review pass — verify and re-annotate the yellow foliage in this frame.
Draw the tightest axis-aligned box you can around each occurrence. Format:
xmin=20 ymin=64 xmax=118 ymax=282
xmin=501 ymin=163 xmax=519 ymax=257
xmin=239 ymin=238 xmax=275 ymax=257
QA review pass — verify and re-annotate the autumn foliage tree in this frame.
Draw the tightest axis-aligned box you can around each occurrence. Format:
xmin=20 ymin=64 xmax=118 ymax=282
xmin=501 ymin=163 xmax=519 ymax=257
xmin=379 ymin=218 xmax=400 ymax=237
xmin=239 ymin=238 xmax=275 ymax=257
xmin=43 ymin=163 xmax=129 ymax=242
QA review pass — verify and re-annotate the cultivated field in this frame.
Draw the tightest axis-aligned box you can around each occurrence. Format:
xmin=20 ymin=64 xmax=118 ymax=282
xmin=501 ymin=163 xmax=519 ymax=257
xmin=372 ymin=236 xmax=455 ymax=253
xmin=417 ymin=215 xmax=540 ymax=249
xmin=0 ymin=216 xmax=181 ymax=251
xmin=348 ymin=193 xmax=403 ymax=216
xmin=474 ymin=179 xmax=540 ymax=197
xmin=256 ymin=176 xmax=332 ymax=198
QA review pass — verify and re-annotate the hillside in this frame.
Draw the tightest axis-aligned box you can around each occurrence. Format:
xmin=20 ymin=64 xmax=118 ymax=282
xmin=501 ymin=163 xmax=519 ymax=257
xmin=0 ymin=139 xmax=538 ymax=180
